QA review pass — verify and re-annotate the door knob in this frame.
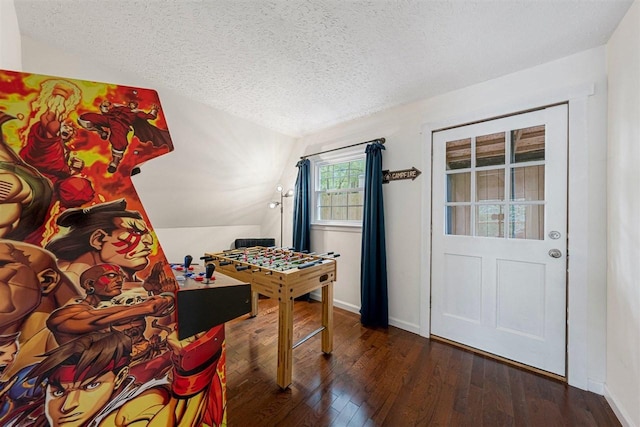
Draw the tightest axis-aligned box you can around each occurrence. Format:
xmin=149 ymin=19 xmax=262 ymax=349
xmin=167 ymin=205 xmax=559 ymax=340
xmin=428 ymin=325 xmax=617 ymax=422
xmin=548 ymin=249 xmax=562 ymax=258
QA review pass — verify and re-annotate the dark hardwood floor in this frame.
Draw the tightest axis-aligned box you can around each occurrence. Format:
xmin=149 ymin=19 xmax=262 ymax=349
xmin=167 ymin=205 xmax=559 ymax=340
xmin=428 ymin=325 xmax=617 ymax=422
xmin=225 ymin=299 xmax=620 ymax=426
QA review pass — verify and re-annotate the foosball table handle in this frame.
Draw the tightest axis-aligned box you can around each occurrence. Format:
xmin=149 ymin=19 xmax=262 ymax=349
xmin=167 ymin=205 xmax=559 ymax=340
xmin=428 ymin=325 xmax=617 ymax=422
xmin=297 ymin=260 xmax=322 ymax=269
xmin=235 ymin=265 xmax=250 ymax=271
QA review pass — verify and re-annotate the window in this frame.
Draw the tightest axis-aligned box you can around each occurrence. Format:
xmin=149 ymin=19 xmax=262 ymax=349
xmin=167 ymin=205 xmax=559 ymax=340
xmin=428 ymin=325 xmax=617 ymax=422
xmin=312 ymin=153 xmax=365 ymax=225
xmin=444 ymin=125 xmax=546 ymax=240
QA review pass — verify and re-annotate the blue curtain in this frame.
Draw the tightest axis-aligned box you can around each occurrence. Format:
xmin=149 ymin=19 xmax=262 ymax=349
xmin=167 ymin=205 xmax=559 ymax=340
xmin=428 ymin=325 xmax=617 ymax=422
xmin=360 ymin=142 xmax=388 ymax=327
xmin=293 ymin=159 xmax=311 ymax=301
xmin=292 ymin=159 xmax=310 ymax=253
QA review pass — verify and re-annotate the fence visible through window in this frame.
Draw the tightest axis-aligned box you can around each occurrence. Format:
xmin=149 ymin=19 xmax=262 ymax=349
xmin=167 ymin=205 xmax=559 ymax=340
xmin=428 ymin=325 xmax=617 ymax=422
xmin=315 ymin=157 xmax=365 ymax=223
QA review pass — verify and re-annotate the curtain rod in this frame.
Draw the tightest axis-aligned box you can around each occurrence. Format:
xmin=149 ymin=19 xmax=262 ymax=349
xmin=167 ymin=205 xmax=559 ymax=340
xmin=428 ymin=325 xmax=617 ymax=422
xmin=300 ymin=137 xmax=385 ymax=160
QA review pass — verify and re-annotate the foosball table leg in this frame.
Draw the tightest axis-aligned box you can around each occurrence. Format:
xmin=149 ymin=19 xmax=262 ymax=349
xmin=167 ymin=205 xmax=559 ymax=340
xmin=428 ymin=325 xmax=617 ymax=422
xmin=321 ymin=282 xmax=334 ymax=354
xmin=251 ymin=289 xmax=259 ymax=317
xmin=277 ymin=296 xmax=294 ymax=389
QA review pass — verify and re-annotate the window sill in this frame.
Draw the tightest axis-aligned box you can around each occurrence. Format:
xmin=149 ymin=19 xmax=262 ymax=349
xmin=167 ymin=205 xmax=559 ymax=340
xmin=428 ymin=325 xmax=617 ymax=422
xmin=311 ymin=223 xmax=362 ymax=233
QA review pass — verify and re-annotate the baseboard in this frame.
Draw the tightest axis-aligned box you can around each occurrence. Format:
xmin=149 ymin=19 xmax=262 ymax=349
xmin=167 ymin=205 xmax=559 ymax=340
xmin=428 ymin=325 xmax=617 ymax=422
xmin=588 ymin=379 xmax=605 ymax=395
xmin=315 ymin=295 xmax=421 ymax=334
xmin=604 ymin=383 xmax=636 ymax=427
xmin=331 ymin=298 xmax=360 ymax=314
xmin=309 ymin=292 xmax=360 ymax=315
xmin=389 ymin=317 xmax=420 ymax=334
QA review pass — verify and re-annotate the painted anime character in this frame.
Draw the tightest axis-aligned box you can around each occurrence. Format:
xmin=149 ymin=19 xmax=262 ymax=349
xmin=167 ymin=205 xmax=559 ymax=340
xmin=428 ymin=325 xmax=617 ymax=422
xmin=0 ymin=112 xmax=53 ymax=243
xmin=0 ymin=240 xmax=78 ymax=343
xmin=43 ymin=199 xmax=174 ymax=293
xmin=0 ymin=239 xmax=80 ymax=383
xmin=0 ymin=332 xmax=26 ymax=419
xmin=0 ymin=333 xmax=19 ymax=381
xmin=0 ymin=332 xmax=43 ymax=424
xmin=16 ymin=328 xmax=224 ymax=426
xmin=77 ymin=97 xmax=172 ymax=173
xmin=19 ymin=80 xmax=94 ymax=208
xmin=46 ymin=263 xmax=174 ymax=364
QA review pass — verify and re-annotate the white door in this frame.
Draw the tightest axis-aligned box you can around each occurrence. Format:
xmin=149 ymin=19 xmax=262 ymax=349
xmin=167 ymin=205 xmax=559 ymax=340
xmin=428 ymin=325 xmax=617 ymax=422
xmin=431 ymin=105 xmax=568 ymax=376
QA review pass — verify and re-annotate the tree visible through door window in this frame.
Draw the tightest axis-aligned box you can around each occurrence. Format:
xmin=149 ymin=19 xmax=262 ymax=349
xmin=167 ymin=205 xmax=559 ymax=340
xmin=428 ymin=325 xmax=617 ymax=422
xmin=444 ymin=125 xmax=545 ymax=239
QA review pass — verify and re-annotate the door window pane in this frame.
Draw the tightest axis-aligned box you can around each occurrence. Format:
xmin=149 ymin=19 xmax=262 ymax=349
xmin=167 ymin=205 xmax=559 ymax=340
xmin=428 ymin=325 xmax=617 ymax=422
xmin=476 ymin=205 xmax=505 ymax=238
xmin=447 ymin=173 xmax=471 ymax=202
xmin=509 ymin=204 xmax=544 ymax=240
xmin=511 ymin=165 xmax=544 ymax=201
xmin=442 ymin=122 xmax=548 ymax=241
xmin=446 ymin=206 xmax=471 ymax=235
xmin=476 ymin=132 xmax=505 ymax=167
xmin=476 ymin=169 xmax=505 ymax=202
xmin=511 ymin=125 xmax=545 ymax=163
xmin=446 ymin=138 xmax=471 ymax=170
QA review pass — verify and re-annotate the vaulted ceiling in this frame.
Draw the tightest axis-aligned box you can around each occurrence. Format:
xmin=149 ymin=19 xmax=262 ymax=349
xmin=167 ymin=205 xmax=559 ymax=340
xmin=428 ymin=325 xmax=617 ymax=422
xmin=13 ymin=0 xmax=633 ymax=137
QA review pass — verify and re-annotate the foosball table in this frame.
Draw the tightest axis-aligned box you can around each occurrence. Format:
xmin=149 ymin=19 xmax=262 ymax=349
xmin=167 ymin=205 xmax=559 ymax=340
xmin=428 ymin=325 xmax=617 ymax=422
xmin=203 ymin=246 xmax=339 ymax=389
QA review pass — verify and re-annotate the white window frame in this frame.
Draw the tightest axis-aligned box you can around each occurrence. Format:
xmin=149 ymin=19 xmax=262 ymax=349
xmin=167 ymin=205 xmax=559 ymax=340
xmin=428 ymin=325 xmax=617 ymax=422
xmin=311 ymin=149 xmax=365 ymax=228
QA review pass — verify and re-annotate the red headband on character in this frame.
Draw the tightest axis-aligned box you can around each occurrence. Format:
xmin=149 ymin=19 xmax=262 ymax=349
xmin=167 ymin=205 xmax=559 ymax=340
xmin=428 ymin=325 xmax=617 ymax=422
xmin=49 ymin=357 xmax=128 ymax=384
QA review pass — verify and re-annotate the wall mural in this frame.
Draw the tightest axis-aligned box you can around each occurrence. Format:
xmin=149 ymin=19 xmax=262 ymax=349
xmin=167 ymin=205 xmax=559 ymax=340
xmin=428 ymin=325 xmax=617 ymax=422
xmin=0 ymin=69 xmax=226 ymax=426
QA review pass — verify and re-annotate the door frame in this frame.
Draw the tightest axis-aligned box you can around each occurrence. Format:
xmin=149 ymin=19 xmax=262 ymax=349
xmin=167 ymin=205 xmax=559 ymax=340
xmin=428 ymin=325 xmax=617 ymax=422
xmin=419 ymin=83 xmax=595 ymax=391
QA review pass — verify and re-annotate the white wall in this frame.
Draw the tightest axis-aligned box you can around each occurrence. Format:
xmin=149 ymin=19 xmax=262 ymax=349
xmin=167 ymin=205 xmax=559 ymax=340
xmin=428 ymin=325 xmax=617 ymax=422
xmin=606 ymin=1 xmax=640 ymax=425
xmin=20 ymin=36 xmax=296 ymax=257
xmin=261 ymin=136 xmax=310 ymax=249
xmin=155 ymin=225 xmax=261 ymax=263
xmin=295 ymin=46 xmax=609 ymax=392
xmin=0 ymin=0 xmax=21 ymax=70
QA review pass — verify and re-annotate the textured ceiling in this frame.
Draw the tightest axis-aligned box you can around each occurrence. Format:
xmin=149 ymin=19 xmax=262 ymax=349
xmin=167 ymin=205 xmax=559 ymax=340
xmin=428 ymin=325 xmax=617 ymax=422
xmin=14 ymin=0 xmax=633 ymax=137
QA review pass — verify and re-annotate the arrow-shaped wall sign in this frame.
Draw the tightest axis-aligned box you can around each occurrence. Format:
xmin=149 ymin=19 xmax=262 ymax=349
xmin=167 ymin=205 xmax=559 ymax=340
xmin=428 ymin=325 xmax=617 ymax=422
xmin=382 ymin=167 xmax=422 ymax=184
